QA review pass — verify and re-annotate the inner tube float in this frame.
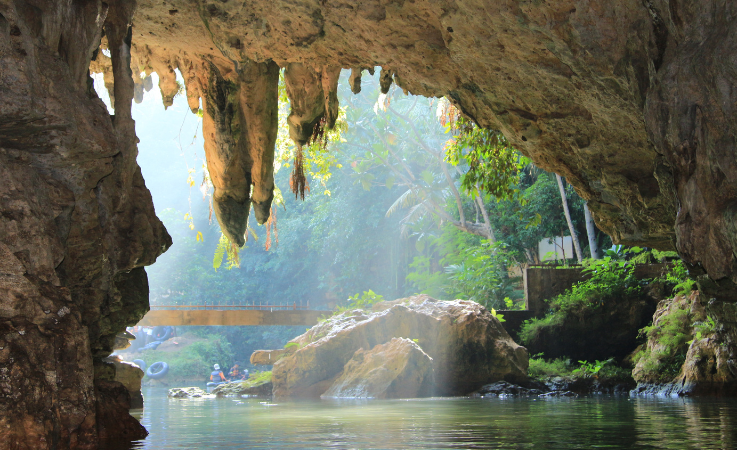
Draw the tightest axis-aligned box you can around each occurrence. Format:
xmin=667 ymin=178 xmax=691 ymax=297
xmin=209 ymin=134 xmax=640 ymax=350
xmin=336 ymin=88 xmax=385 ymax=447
xmin=153 ymin=326 xmax=174 ymax=342
xmin=146 ymin=361 xmax=169 ymax=379
xmin=132 ymin=359 xmax=147 ymax=373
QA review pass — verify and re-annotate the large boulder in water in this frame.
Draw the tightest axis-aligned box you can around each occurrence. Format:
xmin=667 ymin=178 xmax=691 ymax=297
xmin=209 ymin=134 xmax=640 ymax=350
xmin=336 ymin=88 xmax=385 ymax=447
xmin=272 ymin=295 xmax=528 ymax=399
xmin=321 ymin=338 xmax=434 ymax=399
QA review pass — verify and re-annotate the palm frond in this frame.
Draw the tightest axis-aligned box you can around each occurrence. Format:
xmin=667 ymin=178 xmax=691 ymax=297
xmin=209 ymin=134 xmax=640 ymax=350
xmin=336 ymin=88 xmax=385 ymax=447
xmin=386 ymin=188 xmax=419 ymax=217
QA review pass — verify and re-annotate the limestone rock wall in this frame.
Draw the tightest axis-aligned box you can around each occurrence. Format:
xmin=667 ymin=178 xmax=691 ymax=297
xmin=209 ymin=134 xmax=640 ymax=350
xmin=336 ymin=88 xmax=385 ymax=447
xmin=643 ymin=1 xmax=737 ymax=299
xmin=633 ymin=292 xmax=737 ymax=396
xmin=0 ymin=0 xmax=170 ymax=448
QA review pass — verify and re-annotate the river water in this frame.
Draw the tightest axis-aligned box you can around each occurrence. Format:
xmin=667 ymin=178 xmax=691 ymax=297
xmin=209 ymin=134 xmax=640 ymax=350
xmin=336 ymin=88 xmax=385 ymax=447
xmin=124 ymin=387 xmax=737 ymax=449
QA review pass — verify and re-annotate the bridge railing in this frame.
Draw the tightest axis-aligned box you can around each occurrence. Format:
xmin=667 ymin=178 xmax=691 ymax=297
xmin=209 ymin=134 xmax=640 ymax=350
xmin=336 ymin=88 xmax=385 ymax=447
xmin=149 ymin=303 xmax=312 ymax=311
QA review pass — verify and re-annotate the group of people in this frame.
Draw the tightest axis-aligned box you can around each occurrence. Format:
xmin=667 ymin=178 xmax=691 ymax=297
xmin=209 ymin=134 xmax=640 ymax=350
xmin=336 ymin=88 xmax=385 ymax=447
xmin=210 ymin=362 xmax=250 ymax=383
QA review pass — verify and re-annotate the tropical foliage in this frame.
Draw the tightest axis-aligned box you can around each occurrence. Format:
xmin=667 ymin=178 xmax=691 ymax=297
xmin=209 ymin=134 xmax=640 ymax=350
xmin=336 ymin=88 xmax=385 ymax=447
xmin=137 ymin=68 xmax=612 ymax=364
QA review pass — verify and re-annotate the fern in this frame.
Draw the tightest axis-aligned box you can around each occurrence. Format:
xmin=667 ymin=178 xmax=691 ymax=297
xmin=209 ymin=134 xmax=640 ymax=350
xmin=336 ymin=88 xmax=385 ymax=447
xmin=213 ymin=234 xmax=228 ymax=270
xmin=213 ymin=234 xmax=242 ymax=270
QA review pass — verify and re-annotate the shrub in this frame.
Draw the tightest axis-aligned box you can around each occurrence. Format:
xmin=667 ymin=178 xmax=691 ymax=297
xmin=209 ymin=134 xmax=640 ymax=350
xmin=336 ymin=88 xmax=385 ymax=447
xmin=518 ymin=314 xmax=562 ymax=344
xmin=527 ymin=355 xmax=631 ymax=381
xmin=527 ymin=356 xmax=574 ymax=378
xmin=244 ymin=370 xmax=272 ymax=386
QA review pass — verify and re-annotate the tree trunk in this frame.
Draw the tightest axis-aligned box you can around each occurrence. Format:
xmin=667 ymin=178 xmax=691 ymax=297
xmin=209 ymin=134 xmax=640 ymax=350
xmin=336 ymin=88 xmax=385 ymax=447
xmin=474 ymin=184 xmax=496 ymax=243
xmin=583 ymin=202 xmax=601 ymax=259
xmin=555 ymin=173 xmax=583 ymax=263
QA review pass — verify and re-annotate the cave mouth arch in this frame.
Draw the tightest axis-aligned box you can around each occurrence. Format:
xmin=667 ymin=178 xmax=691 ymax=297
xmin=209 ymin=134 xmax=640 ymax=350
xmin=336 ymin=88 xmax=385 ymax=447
xmin=102 ymin=65 xmax=508 ymax=312
xmin=3 ymin=0 xmax=737 ymax=447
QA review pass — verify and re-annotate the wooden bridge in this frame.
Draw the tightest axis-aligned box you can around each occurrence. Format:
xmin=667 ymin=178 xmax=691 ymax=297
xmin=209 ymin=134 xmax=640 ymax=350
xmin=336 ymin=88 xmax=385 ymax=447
xmin=136 ymin=305 xmax=326 ymax=326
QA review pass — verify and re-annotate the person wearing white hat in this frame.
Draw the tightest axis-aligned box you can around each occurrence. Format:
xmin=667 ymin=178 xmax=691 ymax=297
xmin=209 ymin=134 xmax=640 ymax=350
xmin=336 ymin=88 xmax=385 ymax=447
xmin=210 ymin=364 xmax=227 ymax=382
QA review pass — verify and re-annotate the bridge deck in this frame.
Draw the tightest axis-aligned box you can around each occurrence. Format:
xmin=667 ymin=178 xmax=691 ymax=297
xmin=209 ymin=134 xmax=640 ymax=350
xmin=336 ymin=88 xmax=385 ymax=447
xmin=137 ymin=309 xmax=325 ymax=326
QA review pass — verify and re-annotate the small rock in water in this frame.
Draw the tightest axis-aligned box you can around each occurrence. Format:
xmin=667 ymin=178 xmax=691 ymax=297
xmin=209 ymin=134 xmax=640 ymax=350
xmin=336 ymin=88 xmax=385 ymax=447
xmin=473 ymin=381 xmax=544 ymax=397
xmin=168 ymin=387 xmax=215 ymax=399
xmin=538 ymin=391 xmax=578 ymax=398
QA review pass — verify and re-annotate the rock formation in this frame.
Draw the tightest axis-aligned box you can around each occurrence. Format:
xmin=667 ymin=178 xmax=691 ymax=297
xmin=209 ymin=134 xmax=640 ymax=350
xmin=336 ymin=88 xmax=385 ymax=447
xmin=212 ymin=377 xmax=273 ymax=397
xmin=2 ymin=0 xmax=737 ymax=447
xmin=321 ymin=337 xmax=435 ymax=400
xmin=108 ymin=356 xmax=145 ymax=409
xmin=271 ymin=296 xmax=528 ymax=399
xmin=137 ymin=0 xmax=737 ymax=296
xmin=0 ymin=1 xmax=170 ymax=447
xmin=199 ymin=58 xmax=280 ymax=244
xmin=632 ymin=292 xmax=737 ymax=395
xmin=250 ymin=348 xmax=291 ymax=366
xmin=99 ymin=0 xmax=737 ymax=296
xmin=168 ymin=387 xmax=214 ymax=399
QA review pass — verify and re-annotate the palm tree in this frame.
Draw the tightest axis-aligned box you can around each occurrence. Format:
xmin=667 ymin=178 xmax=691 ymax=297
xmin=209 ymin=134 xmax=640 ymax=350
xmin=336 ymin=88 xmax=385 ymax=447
xmin=555 ymin=173 xmax=583 ymax=263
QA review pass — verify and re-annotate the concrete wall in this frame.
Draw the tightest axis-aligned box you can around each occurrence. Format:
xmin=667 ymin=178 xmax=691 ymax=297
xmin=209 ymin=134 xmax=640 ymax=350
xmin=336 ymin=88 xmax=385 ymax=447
xmin=499 ymin=263 xmax=671 ymax=339
xmin=523 ymin=263 xmax=670 ymax=316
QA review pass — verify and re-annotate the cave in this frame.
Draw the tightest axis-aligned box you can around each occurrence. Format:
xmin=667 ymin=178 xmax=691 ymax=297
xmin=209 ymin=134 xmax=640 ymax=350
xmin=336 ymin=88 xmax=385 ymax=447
xmin=1 ymin=0 xmax=737 ymax=448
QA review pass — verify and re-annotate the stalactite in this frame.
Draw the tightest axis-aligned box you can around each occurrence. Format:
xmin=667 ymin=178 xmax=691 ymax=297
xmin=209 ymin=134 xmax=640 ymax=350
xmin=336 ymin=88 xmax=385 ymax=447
xmin=349 ymin=67 xmax=363 ymax=94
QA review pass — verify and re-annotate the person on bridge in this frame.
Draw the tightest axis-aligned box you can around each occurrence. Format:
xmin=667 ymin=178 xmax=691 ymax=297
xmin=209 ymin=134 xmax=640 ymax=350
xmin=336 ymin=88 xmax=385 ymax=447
xmin=210 ymin=364 xmax=227 ymax=383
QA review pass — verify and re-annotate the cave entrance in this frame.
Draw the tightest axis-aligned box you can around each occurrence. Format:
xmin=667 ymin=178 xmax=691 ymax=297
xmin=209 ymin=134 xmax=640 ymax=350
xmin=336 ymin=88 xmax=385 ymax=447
xmin=94 ymin=66 xmax=606 ymax=381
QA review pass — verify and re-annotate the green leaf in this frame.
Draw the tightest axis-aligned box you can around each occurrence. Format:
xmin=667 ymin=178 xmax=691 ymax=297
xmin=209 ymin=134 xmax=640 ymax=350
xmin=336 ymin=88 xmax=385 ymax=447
xmin=421 ymin=170 xmax=434 ymax=185
xmin=385 ymin=176 xmax=395 ymax=190
xmin=415 ymin=239 xmax=425 ymax=253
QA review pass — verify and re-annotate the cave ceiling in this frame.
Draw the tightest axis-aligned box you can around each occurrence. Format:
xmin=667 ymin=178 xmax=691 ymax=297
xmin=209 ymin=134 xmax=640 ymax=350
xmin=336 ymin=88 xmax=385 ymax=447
xmin=3 ymin=0 xmax=736 ymax=285
xmin=112 ymin=0 xmax=737 ymax=290
xmin=124 ymin=0 xmax=674 ymax=246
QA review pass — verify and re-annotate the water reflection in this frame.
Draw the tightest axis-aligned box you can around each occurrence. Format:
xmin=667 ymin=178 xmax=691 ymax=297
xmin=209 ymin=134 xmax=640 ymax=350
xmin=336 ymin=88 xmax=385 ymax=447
xmin=121 ymin=388 xmax=737 ymax=449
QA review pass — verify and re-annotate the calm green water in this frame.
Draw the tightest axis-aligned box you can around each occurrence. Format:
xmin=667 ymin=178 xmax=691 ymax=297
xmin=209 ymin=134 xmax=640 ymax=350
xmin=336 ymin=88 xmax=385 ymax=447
xmin=124 ymin=387 xmax=737 ymax=449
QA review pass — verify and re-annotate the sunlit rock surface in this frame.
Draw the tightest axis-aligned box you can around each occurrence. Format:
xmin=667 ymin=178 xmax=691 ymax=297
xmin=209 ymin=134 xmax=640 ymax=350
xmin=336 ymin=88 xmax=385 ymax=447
xmin=321 ymin=337 xmax=434 ymax=400
xmin=108 ymin=357 xmax=145 ymax=409
xmin=272 ymin=295 xmax=528 ymax=399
